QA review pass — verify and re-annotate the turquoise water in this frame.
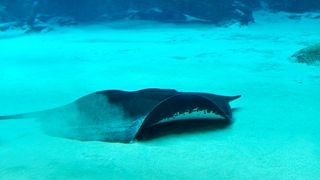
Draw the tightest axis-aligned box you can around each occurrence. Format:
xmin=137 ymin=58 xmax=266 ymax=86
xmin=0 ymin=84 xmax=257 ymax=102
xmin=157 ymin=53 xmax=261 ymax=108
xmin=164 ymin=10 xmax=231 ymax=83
xmin=1 ymin=1 xmax=320 ymax=179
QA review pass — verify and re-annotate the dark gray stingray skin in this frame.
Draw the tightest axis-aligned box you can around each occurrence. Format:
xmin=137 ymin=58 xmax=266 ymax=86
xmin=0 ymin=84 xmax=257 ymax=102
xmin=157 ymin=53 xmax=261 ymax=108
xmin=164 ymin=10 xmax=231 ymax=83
xmin=0 ymin=88 xmax=240 ymax=143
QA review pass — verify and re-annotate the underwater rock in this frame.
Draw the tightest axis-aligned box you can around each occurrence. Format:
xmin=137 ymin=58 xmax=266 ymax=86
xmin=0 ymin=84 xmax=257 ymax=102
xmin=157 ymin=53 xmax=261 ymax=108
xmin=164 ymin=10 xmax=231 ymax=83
xmin=2 ymin=0 xmax=320 ymax=28
xmin=264 ymin=0 xmax=320 ymax=13
xmin=23 ymin=23 xmax=53 ymax=33
xmin=128 ymin=8 xmax=187 ymax=22
xmin=47 ymin=16 xmax=77 ymax=26
xmin=0 ymin=22 xmax=17 ymax=31
xmin=43 ymin=0 xmax=256 ymax=25
xmin=0 ymin=0 xmax=256 ymax=26
xmin=291 ymin=43 xmax=320 ymax=65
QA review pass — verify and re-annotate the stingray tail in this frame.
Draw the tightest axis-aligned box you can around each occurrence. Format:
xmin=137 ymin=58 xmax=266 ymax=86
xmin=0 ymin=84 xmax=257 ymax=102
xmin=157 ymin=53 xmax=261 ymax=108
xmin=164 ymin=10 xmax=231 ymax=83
xmin=0 ymin=114 xmax=27 ymax=120
xmin=0 ymin=111 xmax=43 ymax=120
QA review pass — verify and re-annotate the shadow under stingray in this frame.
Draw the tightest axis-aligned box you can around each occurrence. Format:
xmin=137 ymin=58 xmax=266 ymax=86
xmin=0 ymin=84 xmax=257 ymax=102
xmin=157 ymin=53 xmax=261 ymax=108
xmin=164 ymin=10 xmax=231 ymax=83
xmin=136 ymin=119 xmax=232 ymax=141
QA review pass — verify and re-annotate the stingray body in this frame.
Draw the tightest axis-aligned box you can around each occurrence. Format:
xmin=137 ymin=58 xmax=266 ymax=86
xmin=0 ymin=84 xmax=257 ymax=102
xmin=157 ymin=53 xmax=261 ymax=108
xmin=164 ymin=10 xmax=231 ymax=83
xmin=0 ymin=88 xmax=240 ymax=143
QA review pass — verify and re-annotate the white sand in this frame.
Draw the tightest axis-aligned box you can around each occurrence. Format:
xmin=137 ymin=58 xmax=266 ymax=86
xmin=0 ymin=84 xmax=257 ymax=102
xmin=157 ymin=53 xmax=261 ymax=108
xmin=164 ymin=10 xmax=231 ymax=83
xmin=0 ymin=11 xmax=320 ymax=179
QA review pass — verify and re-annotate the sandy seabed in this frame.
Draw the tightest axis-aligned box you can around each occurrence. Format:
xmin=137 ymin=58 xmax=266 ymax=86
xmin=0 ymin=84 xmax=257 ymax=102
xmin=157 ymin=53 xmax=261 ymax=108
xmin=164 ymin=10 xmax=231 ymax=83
xmin=0 ymin=11 xmax=320 ymax=179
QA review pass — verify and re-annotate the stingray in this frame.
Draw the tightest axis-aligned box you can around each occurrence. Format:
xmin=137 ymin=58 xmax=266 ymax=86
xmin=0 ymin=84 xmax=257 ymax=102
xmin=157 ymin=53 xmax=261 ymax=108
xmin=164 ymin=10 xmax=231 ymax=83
xmin=0 ymin=88 xmax=240 ymax=143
